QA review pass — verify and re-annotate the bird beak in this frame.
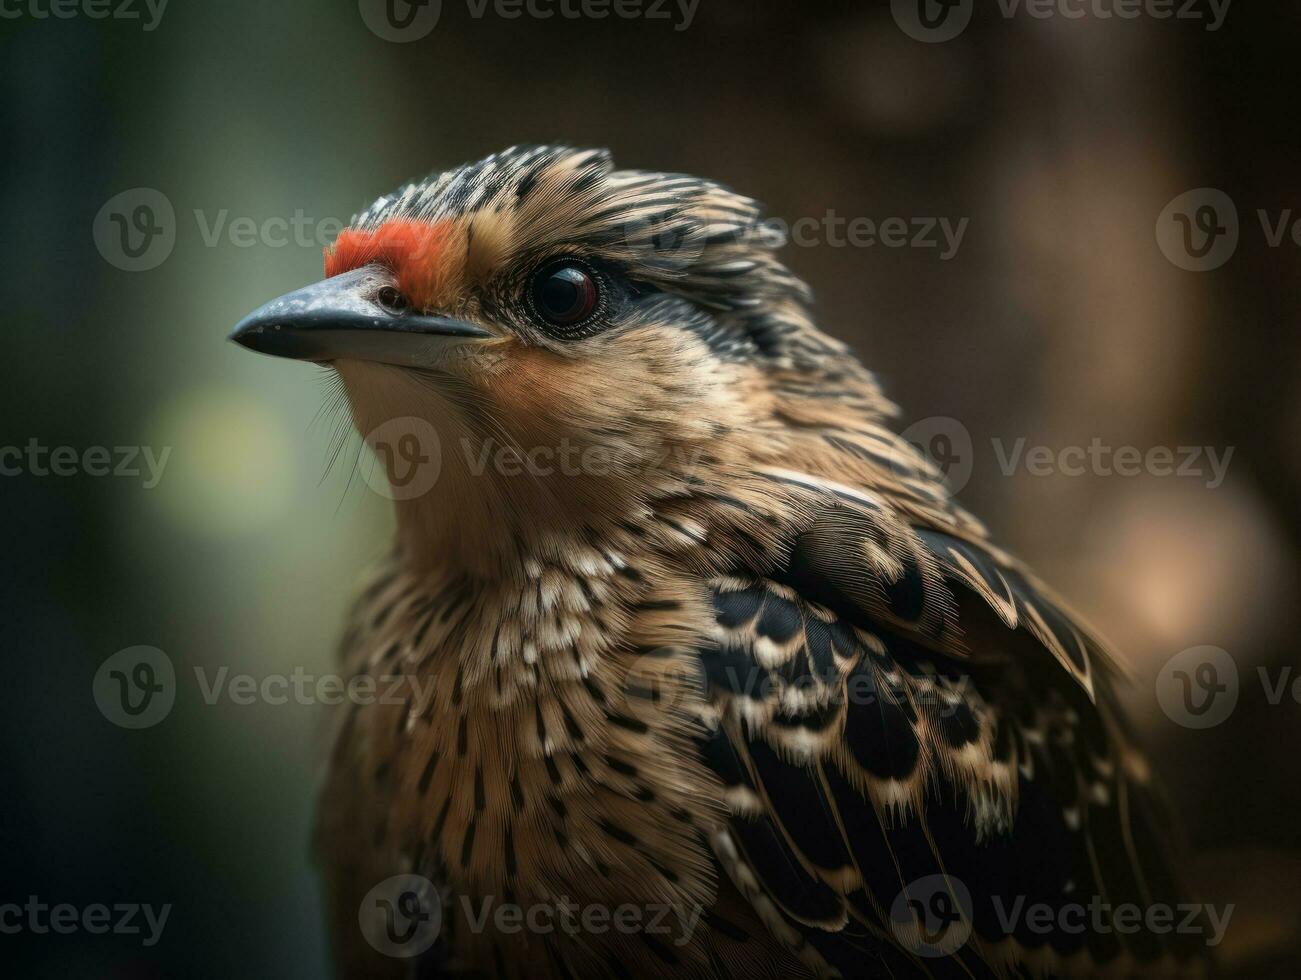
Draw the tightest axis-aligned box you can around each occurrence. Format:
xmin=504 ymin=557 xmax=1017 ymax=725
xmin=229 ymin=265 xmax=493 ymax=368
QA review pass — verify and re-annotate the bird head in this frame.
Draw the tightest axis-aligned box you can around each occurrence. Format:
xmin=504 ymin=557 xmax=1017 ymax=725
xmin=233 ymin=146 xmax=893 ymax=574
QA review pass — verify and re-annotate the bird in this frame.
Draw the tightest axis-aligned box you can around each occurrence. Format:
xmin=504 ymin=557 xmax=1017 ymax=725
xmin=231 ymin=146 xmax=1208 ymax=979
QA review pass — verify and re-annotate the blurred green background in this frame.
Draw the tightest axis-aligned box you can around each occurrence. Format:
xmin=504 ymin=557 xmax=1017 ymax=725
xmin=3 ymin=1 xmax=1300 ymax=976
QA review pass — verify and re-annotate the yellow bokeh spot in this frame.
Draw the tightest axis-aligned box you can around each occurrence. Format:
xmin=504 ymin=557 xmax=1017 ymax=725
xmin=150 ymin=385 xmax=297 ymax=535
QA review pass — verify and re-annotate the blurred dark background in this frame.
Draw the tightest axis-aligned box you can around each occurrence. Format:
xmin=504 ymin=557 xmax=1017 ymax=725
xmin=2 ymin=0 xmax=1299 ymax=976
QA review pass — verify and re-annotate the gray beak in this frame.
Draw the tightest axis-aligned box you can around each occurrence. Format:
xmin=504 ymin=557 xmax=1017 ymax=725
xmin=229 ymin=265 xmax=492 ymax=368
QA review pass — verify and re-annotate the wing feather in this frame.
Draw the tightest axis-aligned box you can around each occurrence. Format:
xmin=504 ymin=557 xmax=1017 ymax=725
xmin=693 ymin=510 xmax=1206 ymax=980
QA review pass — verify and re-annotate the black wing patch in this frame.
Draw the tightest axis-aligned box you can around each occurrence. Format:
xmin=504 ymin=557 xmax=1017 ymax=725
xmin=695 ymin=577 xmax=1207 ymax=979
xmin=768 ymin=483 xmax=1109 ymax=700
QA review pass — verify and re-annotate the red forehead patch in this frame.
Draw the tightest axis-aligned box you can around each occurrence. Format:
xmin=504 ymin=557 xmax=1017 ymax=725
xmin=324 ymin=218 xmax=460 ymax=311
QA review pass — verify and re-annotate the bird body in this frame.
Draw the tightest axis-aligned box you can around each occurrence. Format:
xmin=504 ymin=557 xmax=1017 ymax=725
xmin=234 ymin=147 xmax=1207 ymax=978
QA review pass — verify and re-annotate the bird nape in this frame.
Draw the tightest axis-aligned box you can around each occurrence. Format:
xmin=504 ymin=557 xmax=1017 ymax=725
xmin=232 ymin=146 xmax=1207 ymax=979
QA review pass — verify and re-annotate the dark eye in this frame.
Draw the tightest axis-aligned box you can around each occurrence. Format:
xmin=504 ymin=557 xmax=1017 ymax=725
xmin=376 ymin=286 xmax=408 ymax=313
xmin=529 ymin=260 xmax=601 ymax=333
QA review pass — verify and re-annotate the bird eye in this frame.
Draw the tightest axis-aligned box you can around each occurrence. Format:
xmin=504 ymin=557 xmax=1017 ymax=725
xmin=376 ymin=286 xmax=408 ymax=313
xmin=529 ymin=260 xmax=601 ymax=333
